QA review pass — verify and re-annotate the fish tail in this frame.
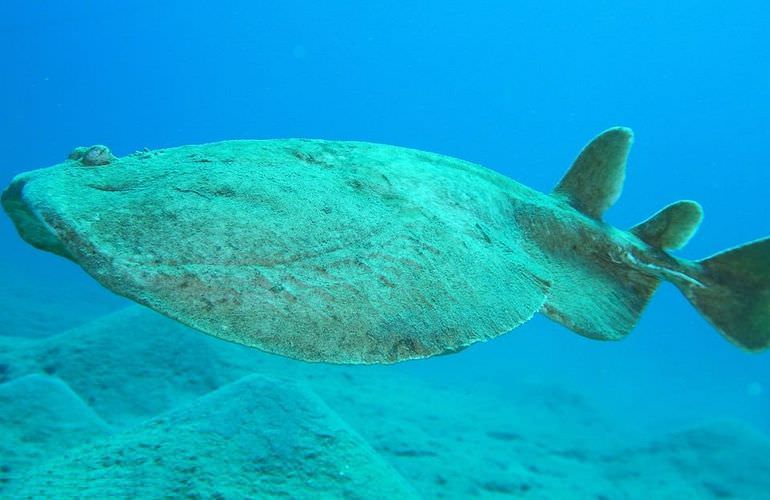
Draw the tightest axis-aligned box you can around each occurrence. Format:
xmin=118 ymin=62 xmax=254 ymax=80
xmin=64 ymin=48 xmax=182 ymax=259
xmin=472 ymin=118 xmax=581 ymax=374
xmin=677 ymin=237 xmax=770 ymax=351
xmin=544 ymin=126 xmax=768 ymax=351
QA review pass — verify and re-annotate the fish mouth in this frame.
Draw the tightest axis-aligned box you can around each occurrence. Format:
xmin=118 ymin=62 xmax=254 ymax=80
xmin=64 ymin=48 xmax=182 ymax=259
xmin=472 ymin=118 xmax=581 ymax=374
xmin=1 ymin=173 xmax=72 ymax=259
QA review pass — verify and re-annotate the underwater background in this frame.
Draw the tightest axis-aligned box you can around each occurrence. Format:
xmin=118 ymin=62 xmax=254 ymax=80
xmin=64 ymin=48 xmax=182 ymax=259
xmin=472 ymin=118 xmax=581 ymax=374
xmin=1 ymin=1 xmax=768 ymax=498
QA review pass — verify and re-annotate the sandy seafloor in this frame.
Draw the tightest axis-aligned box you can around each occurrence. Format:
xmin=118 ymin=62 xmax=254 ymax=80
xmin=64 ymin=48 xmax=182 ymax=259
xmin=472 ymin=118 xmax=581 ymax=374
xmin=1 ymin=263 xmax=769 ymax=499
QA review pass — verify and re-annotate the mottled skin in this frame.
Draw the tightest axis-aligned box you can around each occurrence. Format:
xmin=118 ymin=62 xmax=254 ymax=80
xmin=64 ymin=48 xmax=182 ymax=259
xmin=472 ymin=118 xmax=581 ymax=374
xmin=3 ymin=130 xmax=768 ymax=362
xmin=4 ymin=140 xmax=552 ymax=362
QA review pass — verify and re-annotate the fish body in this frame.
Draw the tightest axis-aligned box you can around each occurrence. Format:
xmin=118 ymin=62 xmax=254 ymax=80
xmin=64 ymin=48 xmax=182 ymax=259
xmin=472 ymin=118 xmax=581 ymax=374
xmin=3 ymin=128 xmax=768 ymax=362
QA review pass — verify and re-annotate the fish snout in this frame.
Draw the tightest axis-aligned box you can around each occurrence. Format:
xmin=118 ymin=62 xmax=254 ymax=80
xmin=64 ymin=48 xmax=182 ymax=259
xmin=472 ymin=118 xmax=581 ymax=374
xmin=1 ymin=173 xmax=72 ymax=259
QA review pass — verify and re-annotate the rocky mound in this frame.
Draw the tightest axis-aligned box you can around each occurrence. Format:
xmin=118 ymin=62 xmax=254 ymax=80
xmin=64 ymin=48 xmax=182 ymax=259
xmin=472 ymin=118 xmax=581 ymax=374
xmin=7 ymin=374 xmax=416 ymax=498
xmin=2 ymin=305 xmax=770 ymax=498
xmin=0 ymin=374 xmax=111 ymax=485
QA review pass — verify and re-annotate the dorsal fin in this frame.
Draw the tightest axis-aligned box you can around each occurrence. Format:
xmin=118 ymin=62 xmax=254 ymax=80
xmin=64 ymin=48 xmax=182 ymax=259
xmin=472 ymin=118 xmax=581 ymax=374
xmin=631 ymin=200 xmax=703 ymax=250
xmin=553 ymin=127 xmax=633 ymax=220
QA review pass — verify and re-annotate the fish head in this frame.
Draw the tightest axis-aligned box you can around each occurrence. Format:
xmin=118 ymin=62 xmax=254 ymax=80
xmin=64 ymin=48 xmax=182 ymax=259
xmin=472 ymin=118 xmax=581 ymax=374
xmin=1 ymin=145 xmax=120 ymax=259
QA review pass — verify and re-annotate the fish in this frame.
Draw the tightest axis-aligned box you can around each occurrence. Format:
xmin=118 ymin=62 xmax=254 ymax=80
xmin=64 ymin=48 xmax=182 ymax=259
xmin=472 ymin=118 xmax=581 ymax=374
xmin=2 ymin=127 xmax=768 ymax=363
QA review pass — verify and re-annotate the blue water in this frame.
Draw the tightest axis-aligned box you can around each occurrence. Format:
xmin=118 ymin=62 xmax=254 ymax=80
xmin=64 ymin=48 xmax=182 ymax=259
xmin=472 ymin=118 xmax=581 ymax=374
xmin=1 ymin=1 xmax=768 ymax=496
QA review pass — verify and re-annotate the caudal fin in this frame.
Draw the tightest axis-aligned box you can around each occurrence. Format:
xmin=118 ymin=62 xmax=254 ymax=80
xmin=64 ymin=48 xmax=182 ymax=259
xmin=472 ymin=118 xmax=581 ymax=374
xmin=679 ymin=237 xmax=770 ymax=351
